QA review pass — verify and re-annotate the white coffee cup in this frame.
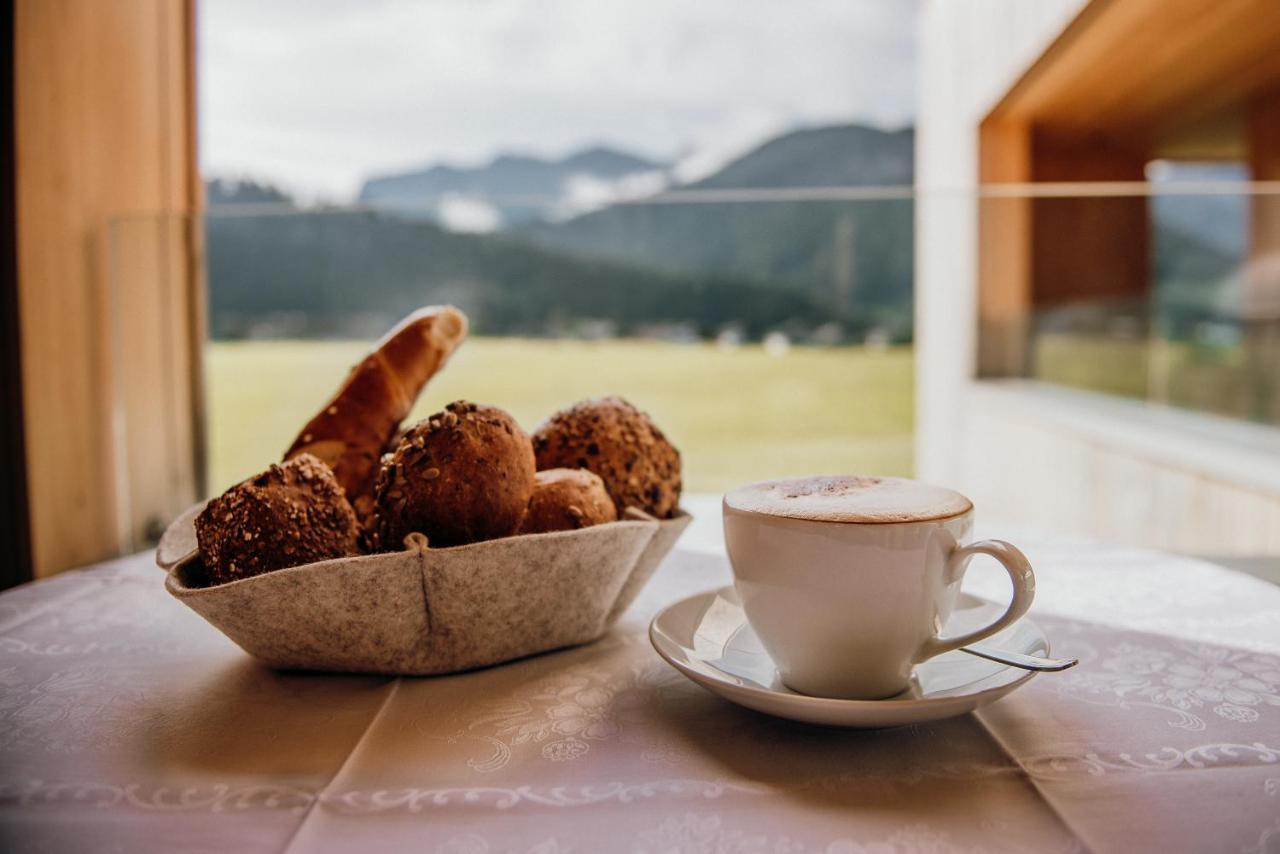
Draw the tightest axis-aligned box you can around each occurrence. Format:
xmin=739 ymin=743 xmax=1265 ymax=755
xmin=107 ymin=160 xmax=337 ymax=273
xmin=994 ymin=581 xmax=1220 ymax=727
xmin=723 ymin=475 xmax=1035 ymax=700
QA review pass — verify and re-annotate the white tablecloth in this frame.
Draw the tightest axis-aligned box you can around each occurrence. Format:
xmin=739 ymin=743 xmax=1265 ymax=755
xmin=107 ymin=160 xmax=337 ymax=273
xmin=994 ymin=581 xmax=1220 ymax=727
xmin=2 ymin=522 xmax=1279 ymax=854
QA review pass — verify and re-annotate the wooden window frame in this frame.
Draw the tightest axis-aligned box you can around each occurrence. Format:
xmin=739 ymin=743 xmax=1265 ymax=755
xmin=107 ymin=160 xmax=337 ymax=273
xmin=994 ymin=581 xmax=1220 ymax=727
xmin=976 ymin=0 xmax=1280 ymax=380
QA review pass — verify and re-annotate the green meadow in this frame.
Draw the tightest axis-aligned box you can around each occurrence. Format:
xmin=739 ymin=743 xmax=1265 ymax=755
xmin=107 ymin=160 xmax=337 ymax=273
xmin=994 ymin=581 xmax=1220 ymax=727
xmin=206 ymin=338 xmax=915 ymax=495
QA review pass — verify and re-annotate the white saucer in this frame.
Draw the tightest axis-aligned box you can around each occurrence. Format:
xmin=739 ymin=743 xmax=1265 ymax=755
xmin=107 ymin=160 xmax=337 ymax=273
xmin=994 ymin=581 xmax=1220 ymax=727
xmin=649 ymin=586 xmax=1047 ymax=727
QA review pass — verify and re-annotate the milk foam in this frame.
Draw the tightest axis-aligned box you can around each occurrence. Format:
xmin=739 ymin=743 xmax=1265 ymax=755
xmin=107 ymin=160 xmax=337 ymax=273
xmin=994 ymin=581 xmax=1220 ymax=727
xmin=723 ymin=475 xmax=972 ymax=523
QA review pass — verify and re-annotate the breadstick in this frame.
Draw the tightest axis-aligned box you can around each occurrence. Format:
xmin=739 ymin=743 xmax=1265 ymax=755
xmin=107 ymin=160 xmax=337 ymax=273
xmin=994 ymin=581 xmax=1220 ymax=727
xmin=285 ymin=306 xmax=467 ymax=519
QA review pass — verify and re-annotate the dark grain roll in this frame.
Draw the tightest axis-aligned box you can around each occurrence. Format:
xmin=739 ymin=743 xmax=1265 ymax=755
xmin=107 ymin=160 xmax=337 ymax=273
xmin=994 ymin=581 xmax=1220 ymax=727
xmin=372 ymin=401 xmax=536 ymax=548
xmin=532 ymin=396 xmax=681 ymax=518
xmin=195 ymin=454 xmax=360 ymax=585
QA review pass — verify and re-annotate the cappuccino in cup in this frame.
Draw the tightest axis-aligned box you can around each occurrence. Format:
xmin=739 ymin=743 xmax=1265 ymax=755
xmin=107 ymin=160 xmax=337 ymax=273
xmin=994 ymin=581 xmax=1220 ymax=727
xmin=723 ymin=475 xmax=1035 ymax=700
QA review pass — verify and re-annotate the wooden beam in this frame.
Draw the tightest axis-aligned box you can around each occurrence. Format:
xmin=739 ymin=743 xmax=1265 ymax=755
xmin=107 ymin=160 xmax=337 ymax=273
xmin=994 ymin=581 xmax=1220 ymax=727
xmin=976 ymin=121 xmax=1033 ymax=377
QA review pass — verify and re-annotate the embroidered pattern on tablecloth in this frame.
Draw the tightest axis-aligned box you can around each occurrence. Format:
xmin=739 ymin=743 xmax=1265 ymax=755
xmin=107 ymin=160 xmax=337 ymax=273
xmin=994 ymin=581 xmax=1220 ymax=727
xmin=448 ymin=650 xmax=701 ymax=772
xmin=0 ymin=667 xmax=160 ymax=753
xmin=0 ymin=781 xmax=315 ymax=812
xmin=431 ymin=817 xmax=1034 ymax=854
xmin=1044 ymin=639 xmax=1280 ymax=730
xmin=1020 ymin=742 xmax=1280 ymax=779
xmin=0 ymin=778 xmax=760 ymax=814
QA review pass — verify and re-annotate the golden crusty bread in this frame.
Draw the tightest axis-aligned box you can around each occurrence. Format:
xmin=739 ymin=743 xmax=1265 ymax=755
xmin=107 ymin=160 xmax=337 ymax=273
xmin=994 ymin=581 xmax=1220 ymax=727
xmin=284 ymin=306 xmax=467 ymax=522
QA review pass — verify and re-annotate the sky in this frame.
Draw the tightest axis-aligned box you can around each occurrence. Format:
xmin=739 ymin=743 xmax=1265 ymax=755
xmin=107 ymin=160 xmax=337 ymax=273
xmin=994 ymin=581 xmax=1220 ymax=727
xmin=199 ymin=0 xmax=916 ymax=203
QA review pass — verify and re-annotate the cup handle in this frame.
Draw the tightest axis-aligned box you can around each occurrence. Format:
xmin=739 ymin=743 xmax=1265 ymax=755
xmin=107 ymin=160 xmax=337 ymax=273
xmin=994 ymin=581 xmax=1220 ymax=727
xmin=915 ymin=539 xmax=1036 ymax=662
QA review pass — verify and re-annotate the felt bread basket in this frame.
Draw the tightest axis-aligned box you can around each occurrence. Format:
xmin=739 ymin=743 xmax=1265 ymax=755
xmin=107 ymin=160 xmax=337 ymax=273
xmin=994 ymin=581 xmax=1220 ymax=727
xmin=156 ymin=504 xmax=690 ymax=675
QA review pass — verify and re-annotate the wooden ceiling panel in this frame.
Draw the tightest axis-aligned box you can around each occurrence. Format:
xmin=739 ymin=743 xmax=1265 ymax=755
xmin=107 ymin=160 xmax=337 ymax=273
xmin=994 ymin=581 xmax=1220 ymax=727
xmin=988 ymin=0 xmax=1280 ymax=151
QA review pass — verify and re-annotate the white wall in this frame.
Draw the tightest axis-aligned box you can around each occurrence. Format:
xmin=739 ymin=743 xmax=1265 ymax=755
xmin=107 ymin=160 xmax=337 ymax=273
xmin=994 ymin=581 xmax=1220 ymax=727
xmin=914 ymin=0 xmax=1280 ymax=555
xmin=961 ymin=382 xmax=1280 ymax=555
xmin=915 ymin=0 xmax=1086 ymax=485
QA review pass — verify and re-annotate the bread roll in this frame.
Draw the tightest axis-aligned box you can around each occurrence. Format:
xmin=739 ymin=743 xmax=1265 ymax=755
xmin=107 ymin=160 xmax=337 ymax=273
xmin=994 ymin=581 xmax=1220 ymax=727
xmin=518 ymin=468 xmax=618 ymax=534
xmin=195 ymin=454 xmax=360 ymax=585
xmin=532 ymin=396 xmax=682 ymax=518
xmin=371 ymin=401 xmax=537 ymax=549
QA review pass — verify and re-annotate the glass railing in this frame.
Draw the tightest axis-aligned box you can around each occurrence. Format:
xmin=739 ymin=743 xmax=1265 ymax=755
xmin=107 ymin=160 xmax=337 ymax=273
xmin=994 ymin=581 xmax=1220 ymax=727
xmin=102 ymin=211 xmax=204 ymax=548
xmin=106 ymin=179 xmax=1280 ymax=509
xmin=971 ymin=180 xmax=1279 ymax=426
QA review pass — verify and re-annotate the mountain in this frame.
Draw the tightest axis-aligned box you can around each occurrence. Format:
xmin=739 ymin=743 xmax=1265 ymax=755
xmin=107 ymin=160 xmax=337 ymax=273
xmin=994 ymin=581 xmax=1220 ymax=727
xmin=205 ymin=124 xmax=919 ymax=344
xmin=1144 ymin=162 xmax=1245 ymax=333
xmin=520 ymin=124 xmax=917 ymax=337
xmin=205 ymin=211 xmax=826 ymax=340
xmin=561 ymin=147 xmax=661 ymax=175
xmin=357 ymin=146 xmax=665 ymax=227
xmin=1150 ymin=161 xmax=1247 ymax=256
xmin=689 ymin=124 xmax=913 ymax=189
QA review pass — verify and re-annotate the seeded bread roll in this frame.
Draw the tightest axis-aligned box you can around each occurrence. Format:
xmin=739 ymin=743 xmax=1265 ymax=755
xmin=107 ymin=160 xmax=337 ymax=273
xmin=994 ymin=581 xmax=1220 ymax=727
xmin=194 ymin=454 xmax=360 ymax=585
xmin=372 ymin=401 xmax=536 ymax=549
xmin=518 ymin=468 xmax=618 ymax=534
xmin=532 ymin=396 xmax=682 ymax=518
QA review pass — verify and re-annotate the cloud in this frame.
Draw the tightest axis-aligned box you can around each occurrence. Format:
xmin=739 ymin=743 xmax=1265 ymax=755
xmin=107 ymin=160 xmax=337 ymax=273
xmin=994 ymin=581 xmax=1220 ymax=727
xmin=436 ymin=193 xmax=503 ymax=233
xmin=199 ymin=0 xmax=915 ymax=202
xmin=554 ymin=170 xmax=671 ymax=220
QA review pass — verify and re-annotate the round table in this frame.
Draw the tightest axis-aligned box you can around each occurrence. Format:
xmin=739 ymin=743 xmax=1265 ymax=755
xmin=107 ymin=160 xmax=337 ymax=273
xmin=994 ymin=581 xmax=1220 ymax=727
xmin=1 ymin=518 xmax=1278 ymax=854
